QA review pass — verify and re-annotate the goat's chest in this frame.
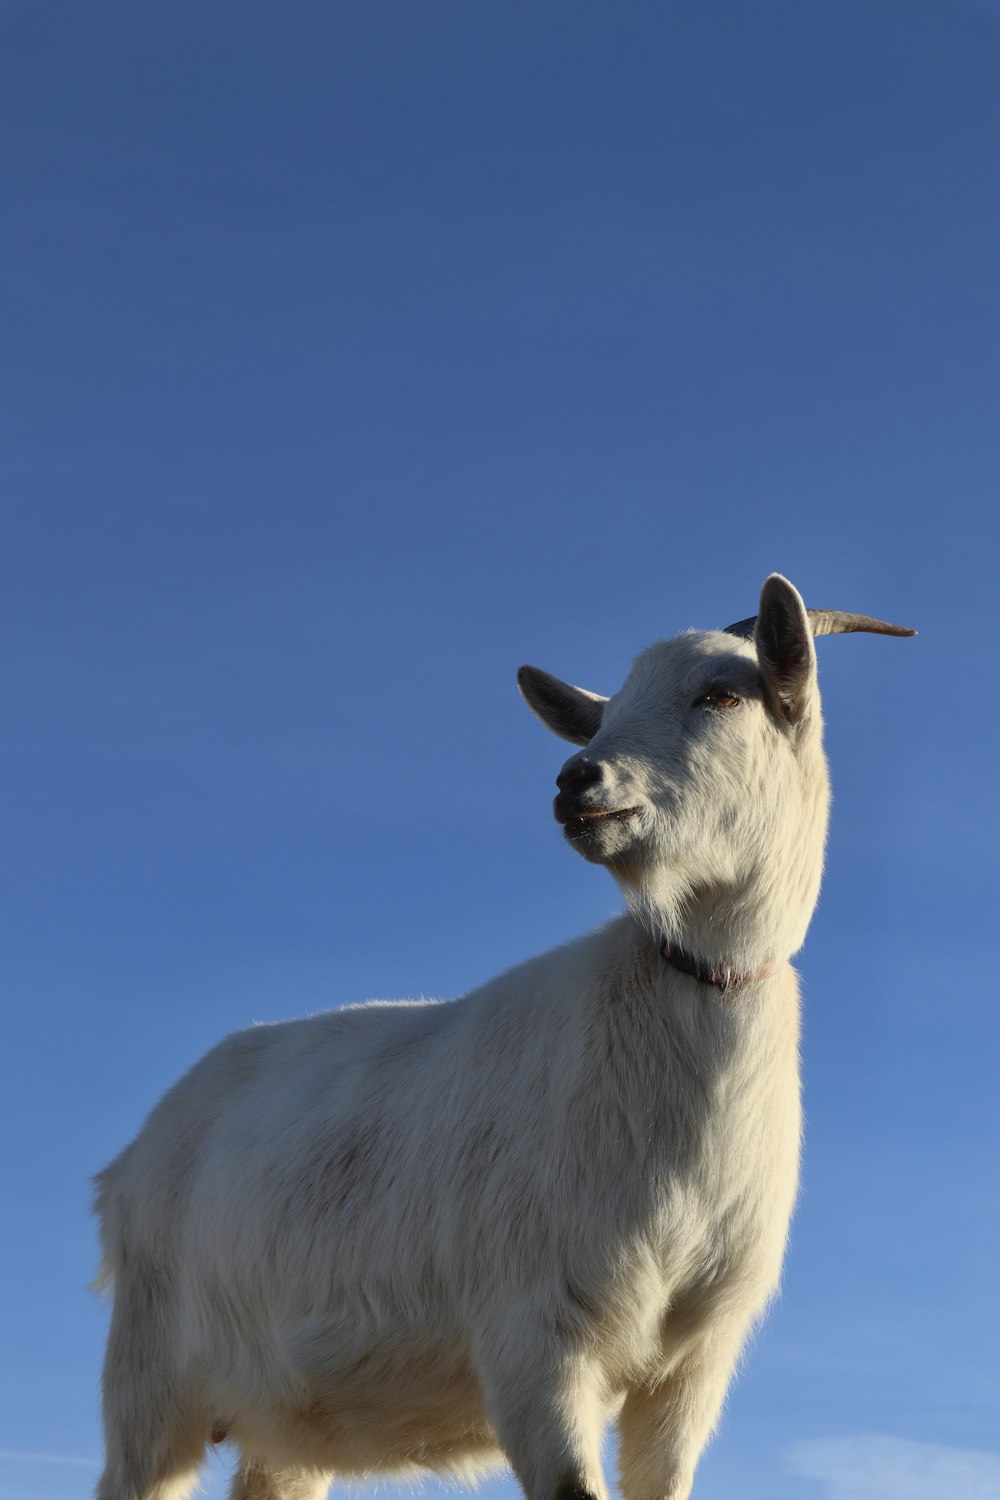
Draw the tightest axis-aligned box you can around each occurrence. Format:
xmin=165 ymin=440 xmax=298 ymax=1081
xmin=641 ymin=1009 xmax=801 ymax=1338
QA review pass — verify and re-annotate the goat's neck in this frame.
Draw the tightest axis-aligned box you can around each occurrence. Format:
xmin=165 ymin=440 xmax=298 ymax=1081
xmin=625 ymin=842 xmax=825 ymax=977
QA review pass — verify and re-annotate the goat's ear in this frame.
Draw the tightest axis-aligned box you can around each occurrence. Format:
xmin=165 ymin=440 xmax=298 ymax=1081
xmin=754 ymin=574 xmax=818 ymax=724
xmin=517 ymin=665 xmax=607 ymax=746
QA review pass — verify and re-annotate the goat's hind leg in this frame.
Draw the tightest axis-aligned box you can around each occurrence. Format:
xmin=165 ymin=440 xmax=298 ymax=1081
xmin=228 ymin=1458 xmax=331 ymax=1500
xmin=95 ymin=1272 xmax=205 ymax=1500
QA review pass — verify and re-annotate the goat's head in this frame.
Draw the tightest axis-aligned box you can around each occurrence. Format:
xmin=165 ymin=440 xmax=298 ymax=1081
xmin=519 ymin=574 xmax=915 ymax=968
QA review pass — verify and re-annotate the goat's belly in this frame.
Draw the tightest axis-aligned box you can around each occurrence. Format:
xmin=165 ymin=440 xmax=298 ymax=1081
xmin=217 ymin=1316 xmax=500 ymax=1476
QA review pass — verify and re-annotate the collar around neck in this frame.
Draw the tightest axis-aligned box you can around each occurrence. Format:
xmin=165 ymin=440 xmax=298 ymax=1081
xmin=659 ymin=937 xmax=778 ymax=993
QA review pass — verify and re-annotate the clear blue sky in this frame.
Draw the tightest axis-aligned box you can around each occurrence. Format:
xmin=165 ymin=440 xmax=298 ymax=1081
xmin=1 ymin=3 xmax=998 ymax=1499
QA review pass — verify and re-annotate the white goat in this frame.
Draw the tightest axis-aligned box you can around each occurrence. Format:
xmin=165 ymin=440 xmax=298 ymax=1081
xmin=93 ymin=574 xmax=914 ymax=1500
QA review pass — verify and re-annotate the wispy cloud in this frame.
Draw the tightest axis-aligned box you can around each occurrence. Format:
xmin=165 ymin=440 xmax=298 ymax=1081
xmin=787 ymin=1434 xmax=1000 ymax=1500
xmin=0 ymin=1449 xmax=99 ymax=1468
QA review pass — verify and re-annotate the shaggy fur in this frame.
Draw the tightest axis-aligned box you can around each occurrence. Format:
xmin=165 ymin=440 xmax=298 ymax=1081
xmin=93 ymin=575 xmax=909 ymax=1500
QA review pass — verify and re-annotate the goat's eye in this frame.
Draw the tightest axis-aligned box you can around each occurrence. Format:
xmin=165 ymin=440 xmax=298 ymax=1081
xmin=694 ymin=689 xmax=740 ymax=709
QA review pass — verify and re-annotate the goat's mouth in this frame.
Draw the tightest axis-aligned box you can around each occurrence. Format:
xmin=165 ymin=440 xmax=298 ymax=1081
xmin=556 ymin=805 xmax=641 ymax=838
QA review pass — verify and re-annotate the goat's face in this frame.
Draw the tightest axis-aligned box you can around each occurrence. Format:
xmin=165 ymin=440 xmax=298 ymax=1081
xmin=519 ymin=575 xmax=841 ymax=955
xmin=546 ymin=632 xmax=799 ymax=877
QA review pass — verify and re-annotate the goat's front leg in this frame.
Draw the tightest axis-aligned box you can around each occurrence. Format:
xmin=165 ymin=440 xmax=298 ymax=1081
xmin=228 ymin=1458 xmax=332 ymax=1500
xmin=617 ymin=1341 xmax=740 ymax=1500
xmin=479 ymin=1341 xmax=608 ymax=1500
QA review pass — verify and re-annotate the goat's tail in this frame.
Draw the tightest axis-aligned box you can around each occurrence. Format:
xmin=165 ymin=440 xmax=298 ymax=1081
xmin=90 ymin=1149 xmax=132 ymax=1295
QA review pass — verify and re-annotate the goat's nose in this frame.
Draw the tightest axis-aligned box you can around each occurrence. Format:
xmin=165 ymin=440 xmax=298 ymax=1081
xmin=556 ymin=758 xmax=604 ymax=794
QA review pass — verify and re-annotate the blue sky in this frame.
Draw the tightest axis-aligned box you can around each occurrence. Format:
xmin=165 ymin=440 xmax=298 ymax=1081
xmin=1 ymin=2 xmax=998 ymax=1498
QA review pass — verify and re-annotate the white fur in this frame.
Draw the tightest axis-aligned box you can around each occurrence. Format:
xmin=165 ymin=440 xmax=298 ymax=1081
xmin=94 ymin=575 xmax=854 ymax=1500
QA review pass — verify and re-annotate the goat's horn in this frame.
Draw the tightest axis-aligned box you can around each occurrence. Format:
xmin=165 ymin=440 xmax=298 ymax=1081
xmin=723 ymin=610 xmax=917 ymax=641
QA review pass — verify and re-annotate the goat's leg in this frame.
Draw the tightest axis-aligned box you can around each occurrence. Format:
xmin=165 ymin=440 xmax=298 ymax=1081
xmin=616 ymin=1342 xmax=740 ymax=1500
xmin=479 ymin=1344 xmax=608 ymax=1500
xmin=228 ymin=1458 xmax=332 ymax=1500
xmin=95 ymin=1274 xmax=205 ymax=1500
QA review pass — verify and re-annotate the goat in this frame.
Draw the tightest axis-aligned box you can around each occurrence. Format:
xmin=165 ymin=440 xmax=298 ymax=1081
xmin=93 ymin=574 xmax=914 ymax=1500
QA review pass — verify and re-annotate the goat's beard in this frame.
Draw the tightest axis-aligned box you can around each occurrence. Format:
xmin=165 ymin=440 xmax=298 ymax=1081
xmin=614 ymin=863 xmax=695 ymax=947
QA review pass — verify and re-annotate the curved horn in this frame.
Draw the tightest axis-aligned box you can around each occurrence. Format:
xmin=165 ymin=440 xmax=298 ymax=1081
xmin=724 ymin=609 xmax=917 ymax=641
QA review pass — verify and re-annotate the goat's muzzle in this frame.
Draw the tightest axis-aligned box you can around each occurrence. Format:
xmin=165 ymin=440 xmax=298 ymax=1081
xmin=554 ymin=756 xmax=605 ymax=826
xmin=554 ymin=756 xmax=640 ymax=844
